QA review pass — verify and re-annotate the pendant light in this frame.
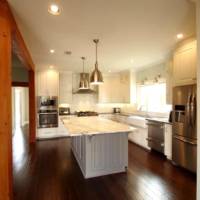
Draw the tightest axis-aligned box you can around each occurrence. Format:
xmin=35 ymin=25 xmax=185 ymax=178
xmin=79 ymin=57 xmax=89 ymax=90
xmin=90 ymin=39 xmax=103 ymax=85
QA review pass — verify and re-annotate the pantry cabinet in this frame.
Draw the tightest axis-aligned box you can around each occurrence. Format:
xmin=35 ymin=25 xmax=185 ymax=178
xmin=98 ymin=71 xmax=131 ymax=103
xmin=173 ymin=39 xmax=197 ymax=86
xmin=36 ymin=69 xmax=59 ymax=96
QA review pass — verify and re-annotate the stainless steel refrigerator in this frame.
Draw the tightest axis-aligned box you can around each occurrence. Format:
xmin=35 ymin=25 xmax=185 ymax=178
xmin=172 ymin=84 xmax=197 ymax=173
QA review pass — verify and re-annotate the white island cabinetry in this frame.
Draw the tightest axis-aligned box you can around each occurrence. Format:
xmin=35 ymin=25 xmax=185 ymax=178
xmin=71 ymin=133 xmax=128 ymax=178
xmin=63 ymin=117 xmax=134 ymax=178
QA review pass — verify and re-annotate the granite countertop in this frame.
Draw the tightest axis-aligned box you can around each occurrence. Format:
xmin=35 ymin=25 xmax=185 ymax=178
xmin=62 ymin=116 xmax=136 ymax=136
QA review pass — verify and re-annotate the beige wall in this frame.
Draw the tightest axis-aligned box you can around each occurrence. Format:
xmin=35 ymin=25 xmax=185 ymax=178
xmin=197 ymin=0 xmax=200 ymax=198
xmin=136 ymin=62 xmax=167 ymax=83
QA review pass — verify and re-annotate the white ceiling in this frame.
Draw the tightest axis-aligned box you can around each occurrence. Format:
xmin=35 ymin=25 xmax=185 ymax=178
xmin=8 ymin=0 xmax=196 ymax=73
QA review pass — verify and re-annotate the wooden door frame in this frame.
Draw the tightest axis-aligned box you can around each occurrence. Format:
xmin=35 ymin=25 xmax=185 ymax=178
xmin=0 ymin=0 xmax=36 ymax=144
xmin=0 ymin=14 xmax=13 ymax=200
xmin=12 ymin=81 xmax=29 ymax=87
xmin=0 ymin=1 xmax=36 ymax=200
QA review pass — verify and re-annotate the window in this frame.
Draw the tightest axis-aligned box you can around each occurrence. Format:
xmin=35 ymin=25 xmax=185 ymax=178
xmin=137 ymin=83 xmax=170 ymax=113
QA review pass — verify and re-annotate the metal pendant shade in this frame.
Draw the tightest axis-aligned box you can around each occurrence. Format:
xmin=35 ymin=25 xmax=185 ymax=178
xmin=90 ymin=39 xmax=103 ymax=85
xmin=79 ymin=57 xmax=89 ymax=89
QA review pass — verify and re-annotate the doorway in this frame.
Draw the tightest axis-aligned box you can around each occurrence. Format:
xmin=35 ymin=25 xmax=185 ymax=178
xmin=12 ymin=87 xmax=29 ymax=134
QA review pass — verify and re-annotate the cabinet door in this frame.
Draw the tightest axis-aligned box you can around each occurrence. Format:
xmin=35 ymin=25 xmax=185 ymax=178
xmin=37 ymin=71 xmax=48 ymax=96
xmin=59 ymin=72 xmax=73 ymax=104
xmin=46 ymin=70 xmax=59 ymax=96
xmin=166 ymin=60 xmax=173 ymax=104
xmin=37 ymin=70 xmax=59 ymax=96
xmin=120 ymin=72 xmax=130 ymax=103
xmin=164 ymin=124 xmax=172 ymax=160
xmin=99 ymin=75 xmax=123 ymax=103
xmin=173 ymin=41 xmax=197 ymax=86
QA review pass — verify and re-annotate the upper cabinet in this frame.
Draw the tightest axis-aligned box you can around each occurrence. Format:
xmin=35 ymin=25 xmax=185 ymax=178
xmin=36 ymin=69 xmax=59 ymax=96
xmin=173 ymin=39 xmax=197 ymax=86
xmin=59 ymin=72 xmax=73 ymax=104
xmin=98 ymin=71 xmax=134 ymax=104
xmin=166 ymin=60 xmax=173 ymax=104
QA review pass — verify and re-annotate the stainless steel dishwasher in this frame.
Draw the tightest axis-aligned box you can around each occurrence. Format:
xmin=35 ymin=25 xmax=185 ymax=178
xmin=146 ymin=120 xmax=165 ymax=153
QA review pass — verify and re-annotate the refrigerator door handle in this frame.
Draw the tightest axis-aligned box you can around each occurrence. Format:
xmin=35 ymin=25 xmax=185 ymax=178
xmin=186 ymin=93 xmax=192 ymax=125
xmin=190 ymin=94 xmax=196 ymax=128
xmin=174 ymin=136 xmax=197 ymax=146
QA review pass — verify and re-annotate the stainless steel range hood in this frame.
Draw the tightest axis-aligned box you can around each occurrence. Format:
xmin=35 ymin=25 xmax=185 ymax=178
xmin=73 ymin=73 xmax=97 ymax=94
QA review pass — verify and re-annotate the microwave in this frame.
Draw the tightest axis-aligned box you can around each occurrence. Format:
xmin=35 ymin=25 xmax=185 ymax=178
xmin=38 ymin=96 xmax=58 ymax=111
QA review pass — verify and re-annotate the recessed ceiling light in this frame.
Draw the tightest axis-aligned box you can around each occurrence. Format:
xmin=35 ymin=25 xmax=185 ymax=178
xmin=177 ymin=33 xmax=184 ymax=39
xmin=49 ymin=65 xmax=54 ymax=69
xmin=50 ymin=49 xmax=55 ymax=53
xmin=48 ymin=4 xmax=60 ymax=15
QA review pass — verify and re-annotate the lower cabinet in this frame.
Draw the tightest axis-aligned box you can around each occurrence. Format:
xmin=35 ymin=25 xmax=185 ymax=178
xmin=100 ymin=114 xmax=149 ymax=150
xmin=164 ymin=124 xmax=172 ymax=160
xmin=128 ymin=128 xmax=149 ymax=150
xmin=100 ymin=114 xmax=172 ymax=158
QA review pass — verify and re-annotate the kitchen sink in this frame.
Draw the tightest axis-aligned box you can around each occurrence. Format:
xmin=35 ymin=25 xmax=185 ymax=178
xmin=127 ymin=115 xmax=147 ymax=128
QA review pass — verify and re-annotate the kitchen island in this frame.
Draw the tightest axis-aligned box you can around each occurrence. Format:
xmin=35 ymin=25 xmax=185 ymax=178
xmin=62 ymin=116 xmax=135 ymax=178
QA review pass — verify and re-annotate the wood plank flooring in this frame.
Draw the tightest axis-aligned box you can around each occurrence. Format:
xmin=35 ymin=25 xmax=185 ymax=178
xmin=13 ymin=126 xmax=196 ymax=200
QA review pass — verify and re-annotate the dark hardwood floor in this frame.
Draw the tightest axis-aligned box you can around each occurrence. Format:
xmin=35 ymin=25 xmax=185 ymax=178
xmin=13 ymin=126 xmax=196 ymax=200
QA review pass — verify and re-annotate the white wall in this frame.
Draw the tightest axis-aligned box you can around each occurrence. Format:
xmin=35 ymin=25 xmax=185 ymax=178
xmin=197 ymin=0 xmax=200 ymax=199
xmin=12 ymin=88 xmax=15 ymax=133
xmin=12 ymin=87 xmax=29 ymax=130
xmin=21 ymin=88 xmax=29 ymax=126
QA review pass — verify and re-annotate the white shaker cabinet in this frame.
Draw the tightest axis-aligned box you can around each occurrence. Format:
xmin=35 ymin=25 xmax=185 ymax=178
xmin=128 ymin=128 xmax=149 ymax=149
xmin=99 ymin=74 xmax=122 ymax=103
xmin=164 ymin=124 xmax=172 ymax=160
xmin=98 ymin=71 xmax=131 ymax=103
xmin=59 ymin=72 xmax=73 ymax=104
xmin=36 ymin=69 xmax=59 ymax=96
xmin=71 ymin=132 xmax=128 ymax=178
xmin=173 ymin=39 xmax=197 ymax=86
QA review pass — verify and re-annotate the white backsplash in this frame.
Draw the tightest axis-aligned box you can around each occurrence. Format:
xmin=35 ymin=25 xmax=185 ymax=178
xmin=59 ymin=93 xmax=171 ymax=117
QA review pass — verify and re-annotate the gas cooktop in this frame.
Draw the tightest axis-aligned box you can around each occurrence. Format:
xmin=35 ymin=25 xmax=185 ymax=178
xmin=76 ymin=111 xmax=98 ymax=117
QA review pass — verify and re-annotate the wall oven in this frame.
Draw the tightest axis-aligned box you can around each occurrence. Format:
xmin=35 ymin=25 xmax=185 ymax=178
xmin=38 ymin=110 xmax=58 ymax=128
xmin=37 ymin=96 xmax=58 ymax=128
